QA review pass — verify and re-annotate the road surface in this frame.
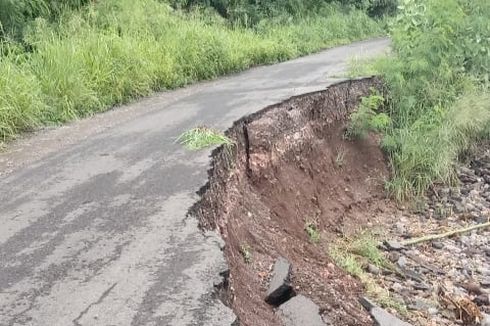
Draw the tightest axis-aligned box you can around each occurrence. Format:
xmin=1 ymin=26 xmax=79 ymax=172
xmin=0 ymin=38 xmax=390 ymax=326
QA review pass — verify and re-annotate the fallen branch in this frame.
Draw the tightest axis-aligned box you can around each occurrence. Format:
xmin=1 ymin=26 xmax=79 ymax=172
xmin=400 ymin=221 xmax=490 ymax=246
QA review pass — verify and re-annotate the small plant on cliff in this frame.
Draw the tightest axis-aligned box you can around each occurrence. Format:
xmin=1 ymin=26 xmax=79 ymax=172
xmin=177 ymin=126 xmax=233 ymax=150
xmin=347 ymin=92 xmax=390 ymax=139
xmin=239 ymin=244 xmax=252 ymax=263
xmin=334 ymin=145 xmax=346 ymax=168
xmin=305 ymin=221 xmax=321 ymax=243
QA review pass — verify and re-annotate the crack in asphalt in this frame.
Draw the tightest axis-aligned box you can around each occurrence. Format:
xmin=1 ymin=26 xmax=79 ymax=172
xmin=72 ymin=282 xmax=118 ymax=326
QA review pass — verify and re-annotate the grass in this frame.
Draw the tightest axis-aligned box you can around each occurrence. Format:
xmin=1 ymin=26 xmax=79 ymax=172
xmin=346 ymin=0 xmax=490 ymax=201
xmin=346 ymin=55 xmax=380 ymax=78
xmin=305 ymin=221 xmax=321 ymax=243
xmin=329 ymin=231 xmax=407 ymax=315
xmin=177 ymin=126 xmax=233 ymax=150
xmin=384 ymin=93 xmax=490 ymax=201
xmin=239 ymin=244 xmax=252 ymax=263
xmin=334 ymin=145 xmax=346 ymax=168
xmin=0 ymin=0 xmax=384 ymax=143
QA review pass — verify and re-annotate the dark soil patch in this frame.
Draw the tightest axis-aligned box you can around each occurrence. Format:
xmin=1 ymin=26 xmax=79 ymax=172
xmin=193 ymin=78 xmax=396 ymax=325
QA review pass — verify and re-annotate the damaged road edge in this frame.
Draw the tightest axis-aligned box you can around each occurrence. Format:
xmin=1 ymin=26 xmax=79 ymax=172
xmin=187 ymin=77 xmax=384 ymax=326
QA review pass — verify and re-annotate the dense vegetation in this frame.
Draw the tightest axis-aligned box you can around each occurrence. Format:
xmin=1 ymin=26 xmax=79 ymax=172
xmin=0 ymin=0 xmax=386 ymax=142
xmin=352 ymin=0 xmax=490 ymax=200
xmin=170 ymin=0 xmax=398 ymax=25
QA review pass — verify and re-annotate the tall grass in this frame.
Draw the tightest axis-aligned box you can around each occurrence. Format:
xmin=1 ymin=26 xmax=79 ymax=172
xmin=0 ymin=0 xmax=383 ymax=142
xmin=349 ymin=0 xmax=490 ymax=200
xmin=170 ymin=0 xmax=398 ymax=25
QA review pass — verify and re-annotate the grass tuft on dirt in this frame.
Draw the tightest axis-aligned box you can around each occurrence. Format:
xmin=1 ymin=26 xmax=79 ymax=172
xmin=329 ymin=231 xmax=407 ymax=315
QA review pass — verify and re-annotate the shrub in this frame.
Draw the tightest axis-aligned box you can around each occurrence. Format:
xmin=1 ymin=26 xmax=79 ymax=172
xmin=360 ymin=0 xmax=490 ymax=200
xmin=170 ymin=0 xmax=398 ymax=26
xmin=0 ymin=0 xmax=90 ymax=39
xmin=347 ymin=92 xmax=390 ymax=138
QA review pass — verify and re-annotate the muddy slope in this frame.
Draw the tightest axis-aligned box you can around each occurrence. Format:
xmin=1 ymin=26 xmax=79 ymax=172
xmin=192 ymin=78 xmax=393 ymax=325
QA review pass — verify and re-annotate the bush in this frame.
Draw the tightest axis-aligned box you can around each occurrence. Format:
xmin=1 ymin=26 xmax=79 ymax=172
xmin=355 ymin=0 xmax=490 ymax=200
xmin=170 ymin=0 xmax=398 ymax=26
xmin=0 ymin=0 xmax=89 ymax=39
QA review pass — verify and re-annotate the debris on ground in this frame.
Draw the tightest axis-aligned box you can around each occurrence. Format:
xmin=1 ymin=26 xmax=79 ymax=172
xmin=371 ymin=142 xmax=490 ymax=325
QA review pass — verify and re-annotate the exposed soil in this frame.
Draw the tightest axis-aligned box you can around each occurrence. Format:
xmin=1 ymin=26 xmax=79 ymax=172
xmin=193 ymin=77 xmax=490 ymax=326
xmin=193 ymin=78 xmax=396 ymax=325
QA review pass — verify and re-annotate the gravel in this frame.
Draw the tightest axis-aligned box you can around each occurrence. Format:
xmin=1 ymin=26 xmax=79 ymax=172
xmin=372 ymin=143 xmax=490 ymax=325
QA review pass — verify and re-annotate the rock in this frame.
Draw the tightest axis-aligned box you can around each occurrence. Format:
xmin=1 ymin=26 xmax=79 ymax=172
xmin=360 ymin=297 xmax=413 ymax=326
xmin=470 ymin=189 xmax=480 ymax=197
xmin=439 ymin=188 xmax=451 ymax=197
xmin=395 ymin=222 xmax=406 ymax=234
xmin=432 ymin=241 xmax=444 ymax=249
xmin=428 ymin=307 xmax=438 ymax=315
xmin=461 ymin=187 xmax=471 ymax=195
xmin=482 ymin=278 xmax=490 ymax=288
xmin=459 ymin=167 xmax=478 ymax=183
xmin=391 ymin=282 xmax=404 ymax=293
xmin=460 ymin=235 xmax=471 ymax=246
xmin=481 ymin=314 xmax=490 ymax=326
xmin=403 ymin=269 xmax=425 ymax=283
xmin=265 ymin=257 xmax=293 ymax=305
xmin=278 ymin=295 xmax=329 ymax=326
xmin=384 ymin=240 xmax=404 ymax=251
xmin=461 ymin=281 xmax=484 ymax=295
xmin=454 ymin=202 xmax=465 ymax=213
xmin=397 ymin=256 xmax=407 ymax=269
xmin=474 ymin=294 xmax=490 ymax=306
xmin=463 ymin=247 xmax=481 ymax=256
xmin=408 ymin=299 xmax=437 ymax=312
xmin=368 ymin=264 xmax=380 ymax=275
xmin=476 ymin=215 xmax=488 ymax=224
xmin=413 ymin=282 xmax=431 ymax=291
xmin=465 ymin=203 xmax=477 ymax=212
xmin=388 ymin=252 xmax=401 ymax=263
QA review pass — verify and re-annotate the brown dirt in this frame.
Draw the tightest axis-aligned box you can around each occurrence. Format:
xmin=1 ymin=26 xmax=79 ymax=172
xmin=193 ymin=78 xmax=396 ymax=325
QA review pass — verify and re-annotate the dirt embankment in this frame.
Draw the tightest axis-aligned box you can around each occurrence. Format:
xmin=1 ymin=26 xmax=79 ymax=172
xmin=192 ymin=78 xmax=394 ymax=325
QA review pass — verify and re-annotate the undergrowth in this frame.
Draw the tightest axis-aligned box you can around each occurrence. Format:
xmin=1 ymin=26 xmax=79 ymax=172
xmin=329 ymin=231 xmax=407 ymax=315
xmin=348 ymin=0 xmax=490 ymax=200
xmin=0 ymin=0 xmax=384 ymax=143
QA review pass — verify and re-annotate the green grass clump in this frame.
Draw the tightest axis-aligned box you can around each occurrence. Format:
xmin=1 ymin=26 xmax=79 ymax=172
xmin=348 ymin=0 xmax=490 ymax=201
xmin=347 ymin=91 xmax=390 ymax=139
xmin=177 ymin=126 xmax=233 ymax=150
xmin=0 ymin=0 xmax=383 ymax=143
xmin=329 ymin=231 xmax=407 ymax=315
xmin=239 ymin=244 xmax=252 ymax=263
xmin=348 ymin=231 xmax=388 ymax=267
xmin=305 ymin=221 xmax=321 ymax=243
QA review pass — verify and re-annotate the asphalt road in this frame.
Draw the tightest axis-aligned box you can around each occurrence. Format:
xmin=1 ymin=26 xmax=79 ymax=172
xmin=0 ymin=38 xmax=390 ymax=326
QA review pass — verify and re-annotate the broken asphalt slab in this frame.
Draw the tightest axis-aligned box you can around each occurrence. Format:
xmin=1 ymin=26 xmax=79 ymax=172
xmin=360 ymin=297 xmax=413 ymax=326
xmin=265 ymin=257 xmax=293 ymax=305
xmin=278 ymin=295 xmax=330 ymax=326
